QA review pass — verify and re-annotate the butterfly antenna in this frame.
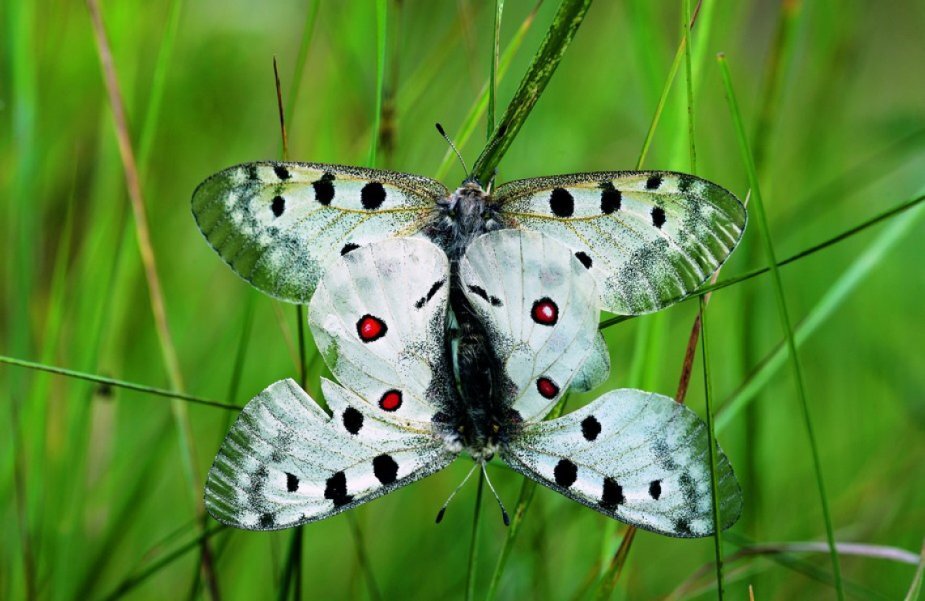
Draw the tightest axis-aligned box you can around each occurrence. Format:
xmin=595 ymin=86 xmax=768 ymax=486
xmin=435 ymin=123 xmax=470 ymax=180
xmin=481 ymin=462 xmax=510 ymax=526
xmin=435 ymin=462 xmax=479 ymax=524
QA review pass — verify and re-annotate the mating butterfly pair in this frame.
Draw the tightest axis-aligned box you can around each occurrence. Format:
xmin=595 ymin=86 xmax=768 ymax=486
xmin=196 ymin=163 xmax=745 ymax=537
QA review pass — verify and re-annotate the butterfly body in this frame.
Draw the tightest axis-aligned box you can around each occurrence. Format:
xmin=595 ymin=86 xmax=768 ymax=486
xmin=436 ymin=292 xmax=520 ymax=462
xmin=428 ymin=180 xmax=504 ymax=261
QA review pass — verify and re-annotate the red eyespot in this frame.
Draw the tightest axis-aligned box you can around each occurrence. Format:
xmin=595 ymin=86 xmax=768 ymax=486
xmin=536 ymin=377 xmax=559 ymax=399
xmin=379 ymin=390 xmax=402 ymax=412
xmin=531 ymin=298 xmax=558 ymax=326
xmin=356 ymin=314 xmax=387 ymax=342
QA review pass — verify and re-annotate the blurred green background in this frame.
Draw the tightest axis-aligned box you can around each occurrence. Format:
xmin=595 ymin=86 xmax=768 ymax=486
xmin=2 ymin=1 xmax=924 ymax=599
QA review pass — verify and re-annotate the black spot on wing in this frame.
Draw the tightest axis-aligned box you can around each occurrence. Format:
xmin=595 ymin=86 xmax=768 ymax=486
xmin=549 ymin=188 xmax=575 ymax=217
xmin=575 ymin=251 xmax=592 ymax=269
xmin=286 ymin=472 xmax=299 ymax=492
xmin=467 ymin=284 xmax=503 ymax=307
xmin=271 ymin=195 xmax=285 ymax=217
xmin=581 ymin=415 xmax=601 ymax=441
xmin=646 ymin=174 xmax=663 ymax=190
xmin=246 ymin=164 xmax=259 ymax=180
xmin=600 ymin=182 xmax=621 ymax=214
xmin=415 ymin=279 xmax=446 ymax=309
xmin=675 ymin=518 xmax=693 ymax=536
xmin=361 ymin=182 xmax=386 ymax=210
xmin=600 ymin=477 xmax=624 ymax=508
xmin=678 ymin=174 xmax=694 ymax=193
xmin=259 ymin=513 xmax=275 ymax=528
xmin=341 ymin=243 xmax=360 ymax=256
xmin=324 ymin=471 xmax=353 ymax=507
xmin=649 ymin=480 xmax=662 ymax=500
xmin=651 ymin=206 xmax=666 ymax=229
xmin=554 ymin=459 xmax=578 ymax=487
xmin=373 ymin=454 xmax=399 ymax=485
xmin=313 ymin=172 xmax=335 ymax=205
xmin=274 ymin=165 xmax=291 ymax=181
xmin=342 ymin=407 xmax=363 ymax=434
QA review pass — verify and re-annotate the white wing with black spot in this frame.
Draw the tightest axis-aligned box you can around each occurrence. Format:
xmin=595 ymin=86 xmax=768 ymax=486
xmin=458 ymin=230 xmax=604 ymax=422
xmin=192 ymin=162 xmax=447 ymax=303
xmin=308 ymin=237 xmax=454 ymax=426
xmin=502 ymin=389 xmax=742 ymax=537
xmin=205 ymin=378 xmax=455 ymax=530
xmin=494 ymin=171 xmax=746 ymax=315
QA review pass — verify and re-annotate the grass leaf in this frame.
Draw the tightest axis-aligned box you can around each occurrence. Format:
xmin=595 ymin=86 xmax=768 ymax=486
xmin=718 ymin=52 xmax=845 ymax=601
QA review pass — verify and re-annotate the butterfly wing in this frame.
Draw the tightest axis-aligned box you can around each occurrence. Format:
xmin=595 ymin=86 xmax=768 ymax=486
xmin=502 ymin=389 xmax=742 ymax=537
xmin=494 ymin=171 xmax=746 ymax=315
xmin=458 ymin=230 xmax=603 ymax=422
xmin=308 ymin=237 xmax=454 ymax=426
xmin=205 ymin=378 xmax=455 ymax=530
xmin=192 ymin=161 xmax=448 ymax=303
xmin=569 ymin=333 xmax=610 ymax=393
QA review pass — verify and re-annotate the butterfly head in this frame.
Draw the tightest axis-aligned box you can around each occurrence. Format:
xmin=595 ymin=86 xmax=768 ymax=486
xmin=429 ymin=183 xmax=504 ymax=259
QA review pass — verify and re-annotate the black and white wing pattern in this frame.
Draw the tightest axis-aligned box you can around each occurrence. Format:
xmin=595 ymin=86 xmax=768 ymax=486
xmin=503 ymin=389 xmax=742 ymax=537
xmin=192 ymin=162 xmax=447 ymax=303
xmin=308 ymin=237 xmax=454 ymax=425
xmin=494 ymin=171 xmax=746 ymax=315
xmin=459 ymin=230 xmax=607 ymax=422
xmin=205 ymin=378 xmax=454 ymax=530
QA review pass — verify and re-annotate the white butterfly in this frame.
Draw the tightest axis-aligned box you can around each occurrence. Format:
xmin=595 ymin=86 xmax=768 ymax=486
xmin=205 ymin=230 xmax=743 ymax=537
xmin=192 ymin=163 xmax=745 ymax=315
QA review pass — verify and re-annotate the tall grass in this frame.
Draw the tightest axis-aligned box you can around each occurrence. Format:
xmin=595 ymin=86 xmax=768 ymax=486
xmin=2 ymin=2 xmax=924 ymax=599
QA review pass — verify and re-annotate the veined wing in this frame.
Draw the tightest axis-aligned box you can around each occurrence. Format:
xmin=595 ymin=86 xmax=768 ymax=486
xmin=502 ymin=389 xmax=742 ymax=537
xmin=459 ymin=230 xmax=607 ymax=422
xmin=494 ymin=171 xmax=746 ymax=315
xmin=192 ymin=161 xmax=447 ymax=303
xmin=308 ymin=237 xmax=454 ymax=426
xmin=205 ymin=378 xmax=455 ymax=530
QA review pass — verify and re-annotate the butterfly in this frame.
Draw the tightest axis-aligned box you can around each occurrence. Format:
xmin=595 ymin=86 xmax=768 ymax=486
xmin=192 ymin=162 xmax=746 ymax=315
xmin=205 ymin=229 xmax=743 ymax=536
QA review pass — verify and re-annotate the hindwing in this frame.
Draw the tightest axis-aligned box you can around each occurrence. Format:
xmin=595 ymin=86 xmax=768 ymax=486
xmin=503 ymin=389 xmax=742 ymax=537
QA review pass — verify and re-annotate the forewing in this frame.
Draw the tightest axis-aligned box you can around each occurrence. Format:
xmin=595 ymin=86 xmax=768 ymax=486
xmin=459 ymin=230 xmax=601 ymax=422
xmin=205 ymin=378 xmax=455 ymax=530
xmin=192 ymin=161 xmax=447 ymax=303
xmin=494 ymin=171 xmax=746 ymax=315
xmin=308 ymin=237 xmax=454 ymax=426
xmin=502 ymin=389 xmax=743 ymax=537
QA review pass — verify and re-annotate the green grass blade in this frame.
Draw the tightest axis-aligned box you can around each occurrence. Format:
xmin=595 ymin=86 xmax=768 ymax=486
xmin=488 ymin=0 xmax=505 ymax=141
xmin=699 ymin=297 xmax=725 ymax=599
xmin=0 ymin=355 xmax=238 ymax=410
xmin=682 ymin=0 xmax=696 ymax=172
xmin=634 ymin=0 xmax=706 ymax=170
xmin=137 ymin=0 xmax=184 ymax=170
xmin=284 ymin=1 xmax=321 ymax=130
xmin=100 ymin=525 xmax=226 ymax=601
xmin=435 ymin=2 xmax=542 ymax=181
xmin=718 ymin=52 xmax=845 ymax=601
xmin=466 ymin=471 xmax=485 ymax=601
xmin=368 ymin=0 xmax=388 ymax=167
xmin=716 ymin=199 xmax=925 ymax=432
xmin=470 ymin=0 xmax=593 ymax=183
xmin=905 ymin=539 xmax=925 ymax=601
